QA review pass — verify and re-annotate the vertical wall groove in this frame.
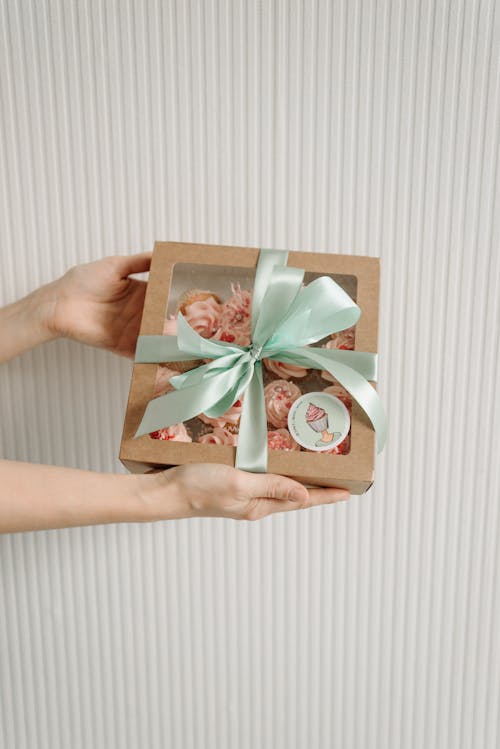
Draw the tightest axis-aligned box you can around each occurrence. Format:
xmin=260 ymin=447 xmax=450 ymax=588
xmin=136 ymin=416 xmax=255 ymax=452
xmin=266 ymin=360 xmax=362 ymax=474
xmin=1 ymin=1 xmax=499 ymax=747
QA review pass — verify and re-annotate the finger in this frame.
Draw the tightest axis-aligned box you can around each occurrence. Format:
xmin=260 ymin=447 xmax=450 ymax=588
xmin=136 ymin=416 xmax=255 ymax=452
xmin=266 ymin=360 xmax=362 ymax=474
xmin=241 ymin=471 xmax=310 ymax=503
xmin=306 ymin=488 xmax=350 ymax=505
xmin=249 ymin=487 xmax=349 ymax=519
xmin=268 ymin=487 xmax=349 ymax=512
xmin=114 ymin=252 xmax=153 ymax=277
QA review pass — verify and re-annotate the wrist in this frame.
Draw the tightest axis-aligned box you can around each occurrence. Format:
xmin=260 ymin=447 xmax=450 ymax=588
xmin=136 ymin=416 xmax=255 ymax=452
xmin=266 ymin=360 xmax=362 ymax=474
xmin=15 ymin=282 xmax=62 ymax=343
xmin=131 ymin=470 xmax=196 ymax=523
xmin=29 ymin=280 xmax=63 ymax=340
xmin=0 ymin=282 xmax=62 ymax=364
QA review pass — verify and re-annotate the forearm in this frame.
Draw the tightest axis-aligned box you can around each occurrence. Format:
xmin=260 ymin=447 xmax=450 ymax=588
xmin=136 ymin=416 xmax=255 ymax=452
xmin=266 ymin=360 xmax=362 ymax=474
xmin=0 ymin=283 xmax=60 ymax=363
xmin=0 ymin=460 xmax=185 ymax=534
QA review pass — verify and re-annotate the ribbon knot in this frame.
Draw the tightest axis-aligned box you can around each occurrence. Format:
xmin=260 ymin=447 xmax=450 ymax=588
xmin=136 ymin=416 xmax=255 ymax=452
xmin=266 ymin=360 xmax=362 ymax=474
xmin=249 ymin=343 xmax=263 ymax=361
xmin=133 ymin=248 xmax=387 ymax=471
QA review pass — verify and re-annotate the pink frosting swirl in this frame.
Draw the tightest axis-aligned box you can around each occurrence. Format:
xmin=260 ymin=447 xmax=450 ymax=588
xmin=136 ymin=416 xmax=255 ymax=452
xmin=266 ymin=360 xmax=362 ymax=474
xmin=198 ymin=399 xmax=243 ymax=428
xmin=264 ymin=379 xmax=302 ymax=428
xmin=153 ymin=365 xmax=178 ymax=397
xmin=149 ymin=423 xmax=192 ymax=442
xmin=184 ymin=296 xmax=222 ymax=338
xmin=263 ymin=358 xmax=308 ymax=379
xmin=198 ymin=427 xmax=238 ymax=446
xmin=306 ymin=402 xmax=326 ymax=422
xmin=178 ymin=289 xmax=221 ymax=311
xmin=213 ymin=283 xmax=252 ymax=345
xmin=267 ymin=428 xmax=301 ymax=451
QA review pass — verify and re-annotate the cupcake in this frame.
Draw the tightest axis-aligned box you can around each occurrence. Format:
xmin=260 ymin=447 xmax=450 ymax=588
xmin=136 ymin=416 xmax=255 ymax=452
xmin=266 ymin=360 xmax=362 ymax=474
xmin=175 ymin=289 xmax=222 ymax=338
xmin=178 ymin=289 xmax=222 ymax=315
xmin=323 ymin=383 xmax=352 ymax=410
xmin=149 ymin=423 xmax=192 ymax=442
xmin=198 ymin=427 xmax=238 ymax=446
xmin=182 ymin=296 xmax=222 ymax=339
xmin=263 ymin=379 xmax=302 ymax=428
xmin=263 ymin=358 xmax=308 ymax=379
xmin=329 ymin=326 xmax=356 ymax=350
xmin=213 ymin=283 xmax=252 ymax=346
xmin=153 ymin=365 xmax=178 ymax=397
xmin=320 ymin=336 xmax=356 ymax=382
xmin=198 ymin=399 xmax=243 ymax=429
xmin=267 ymin=428 xmax=301 ymax=451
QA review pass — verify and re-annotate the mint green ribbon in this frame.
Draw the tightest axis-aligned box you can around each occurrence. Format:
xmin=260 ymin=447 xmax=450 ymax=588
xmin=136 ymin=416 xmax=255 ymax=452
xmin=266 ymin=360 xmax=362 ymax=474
xmin=134 ymin=249 xmax=386 ymax=471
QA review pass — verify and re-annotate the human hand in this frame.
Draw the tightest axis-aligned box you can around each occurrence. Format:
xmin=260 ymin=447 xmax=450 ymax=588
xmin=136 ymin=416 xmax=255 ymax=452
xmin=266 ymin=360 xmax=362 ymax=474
xmin=0 ymin=460 xmax=349 ymax=534
xmin=136 ymin=463 xmax=350 ymax=522
xmin=47 ymin=253 xmax=152 ymax=358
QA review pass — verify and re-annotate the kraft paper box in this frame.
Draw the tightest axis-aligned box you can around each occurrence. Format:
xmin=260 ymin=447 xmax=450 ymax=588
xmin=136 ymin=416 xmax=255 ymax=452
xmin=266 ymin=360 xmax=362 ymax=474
xmin=120 ymin=242 xmax=380 ymax=494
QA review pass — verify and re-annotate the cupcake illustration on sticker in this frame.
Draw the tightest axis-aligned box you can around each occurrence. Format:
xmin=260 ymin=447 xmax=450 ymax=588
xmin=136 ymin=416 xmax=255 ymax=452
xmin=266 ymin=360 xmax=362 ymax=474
xmin=288 ymin=392 xmax=350 ymax=452
xmin=305 ymin=402 xmax=339 ymax=447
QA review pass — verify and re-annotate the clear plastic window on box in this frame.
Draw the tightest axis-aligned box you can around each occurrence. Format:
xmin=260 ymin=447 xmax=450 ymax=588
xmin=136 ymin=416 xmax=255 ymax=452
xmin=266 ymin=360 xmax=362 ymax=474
xmin=149 ymin=263 xmax=357 ymax=455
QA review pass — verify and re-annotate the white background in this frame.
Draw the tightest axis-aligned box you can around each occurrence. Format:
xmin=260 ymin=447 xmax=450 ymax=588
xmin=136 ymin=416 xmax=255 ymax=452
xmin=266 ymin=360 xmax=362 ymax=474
xmin=1 ymin=1 xmax=499 ymax=747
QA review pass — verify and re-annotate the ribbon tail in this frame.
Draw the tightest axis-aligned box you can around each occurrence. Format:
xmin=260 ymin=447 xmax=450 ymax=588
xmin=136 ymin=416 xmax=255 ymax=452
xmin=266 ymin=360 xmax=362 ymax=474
xmin=320 ymin=360 xmax=386 ymax=453
xmin=134 ymin=363 xmax=250 ymax=437
xmin=268 ymin=345 xmax=378 ymax=382
xmin=134 ymin=385 xmax=213 ymax=437
xmin=203 ymin=357 xmax=255 ymax=417
xmin=235 ymin=361 xmax=268 ymax=472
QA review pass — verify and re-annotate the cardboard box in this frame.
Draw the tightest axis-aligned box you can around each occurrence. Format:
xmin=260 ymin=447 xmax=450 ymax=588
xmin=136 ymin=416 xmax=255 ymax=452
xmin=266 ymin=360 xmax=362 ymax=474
xmin=120 ymin=242 xmax=380 ymax=494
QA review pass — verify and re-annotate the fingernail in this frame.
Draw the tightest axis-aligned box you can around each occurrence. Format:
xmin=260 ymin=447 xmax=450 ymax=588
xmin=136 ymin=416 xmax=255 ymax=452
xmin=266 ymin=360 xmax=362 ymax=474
xmin=338 ymin=491 xmax=350 ymax=501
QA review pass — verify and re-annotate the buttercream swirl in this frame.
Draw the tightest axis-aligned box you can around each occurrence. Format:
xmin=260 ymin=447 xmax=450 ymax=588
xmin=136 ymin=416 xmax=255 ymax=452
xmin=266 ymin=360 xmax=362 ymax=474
xmin=198 ymin=399 xmax=243 ymax=428
xmin=198 ymin=427 xmax=238 ymax=446
xmin=213 ymin=283 xmax=252 ymax=346
xmin=267 ymin=428 xmax=301 ymax=451
xmin=264 ymin=379 xmax=302 ymax=428
xmin=184 ymin=296 xmax=222 ymax=338
xmin=263 ymin=358 xmax=308 ymax=379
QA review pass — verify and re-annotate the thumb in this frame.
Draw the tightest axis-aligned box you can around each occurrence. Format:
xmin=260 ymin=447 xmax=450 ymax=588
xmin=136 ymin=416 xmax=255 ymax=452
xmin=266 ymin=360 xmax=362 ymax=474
xmin=243 ymin=472 xmax=309 ymax=503
xmin=114 ymin=252 xmax=153 ymax=278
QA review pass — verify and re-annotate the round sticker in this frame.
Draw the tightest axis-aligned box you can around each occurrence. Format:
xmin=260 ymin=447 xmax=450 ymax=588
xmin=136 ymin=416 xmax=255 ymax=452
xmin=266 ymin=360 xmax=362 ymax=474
xmin=287 ymin=392 xmax=350 ymax=452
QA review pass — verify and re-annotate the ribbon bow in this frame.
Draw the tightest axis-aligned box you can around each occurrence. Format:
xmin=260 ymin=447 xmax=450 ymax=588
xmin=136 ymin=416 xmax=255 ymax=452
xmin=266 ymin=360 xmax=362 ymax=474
xmin=134 ymin=249 xmax=386 ymax=471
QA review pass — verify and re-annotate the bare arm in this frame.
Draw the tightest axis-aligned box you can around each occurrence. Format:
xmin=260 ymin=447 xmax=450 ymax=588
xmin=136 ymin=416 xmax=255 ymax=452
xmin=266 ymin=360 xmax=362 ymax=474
xmin=0 ymin=460 xmax=348 ymax=534
xmin=0 ymin=284 xmax=60 ymax=363
xmin=0 ymin=460 xmax=152 ymax=533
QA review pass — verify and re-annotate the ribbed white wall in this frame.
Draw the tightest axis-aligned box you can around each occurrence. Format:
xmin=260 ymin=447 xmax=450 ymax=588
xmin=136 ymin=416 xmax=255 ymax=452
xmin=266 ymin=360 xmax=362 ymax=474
xmin=1 ymin=1 xmax=499 ymax=747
